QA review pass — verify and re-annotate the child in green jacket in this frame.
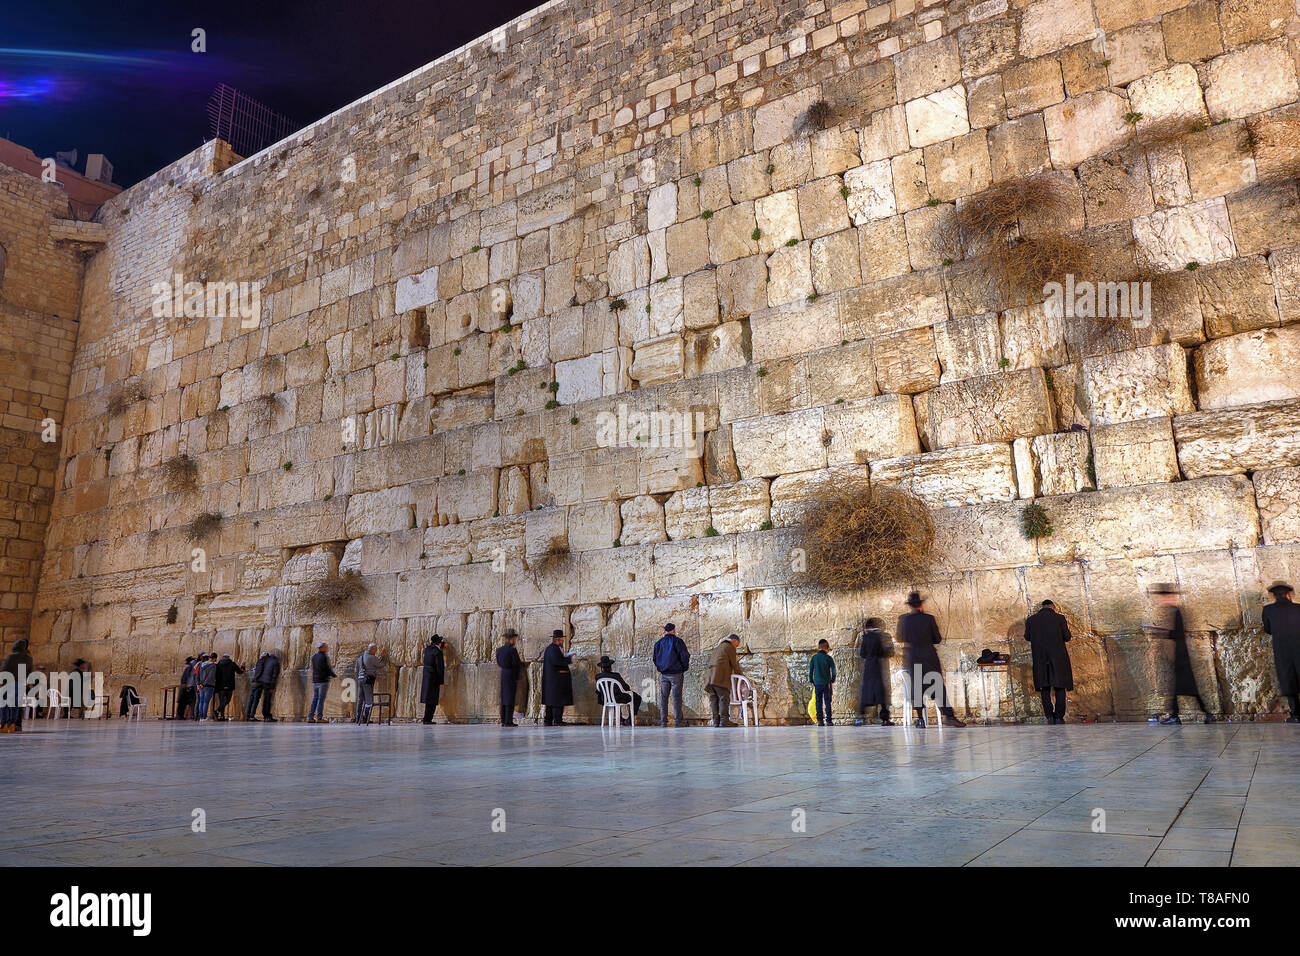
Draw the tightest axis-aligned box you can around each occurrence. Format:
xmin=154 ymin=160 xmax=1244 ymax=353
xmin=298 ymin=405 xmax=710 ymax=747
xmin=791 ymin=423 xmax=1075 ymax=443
xmin=808 ymin=639 xmax=837 ymax=726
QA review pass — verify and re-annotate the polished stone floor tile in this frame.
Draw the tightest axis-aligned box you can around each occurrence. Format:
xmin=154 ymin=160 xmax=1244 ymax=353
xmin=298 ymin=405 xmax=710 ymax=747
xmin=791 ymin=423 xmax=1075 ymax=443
xmin=2 ymin=721 xmax=1296 ymax=866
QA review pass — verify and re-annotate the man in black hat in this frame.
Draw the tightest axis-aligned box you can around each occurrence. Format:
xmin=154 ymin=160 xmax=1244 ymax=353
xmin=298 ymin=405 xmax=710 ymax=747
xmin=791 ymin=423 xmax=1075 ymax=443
xmin=176 ymin=656 xmax=197 ymax=720
xmin=215 ymin=653 xmax=244 ymax=721
xmin=1025 ymin=600 xmax=1073 ymax=724
xmin=542 ymin=629 xmax=574 ymax=726
xmin=1148 ymin=585 xmax=1213 ymax=725
xmin=420 ymin=635 xmax=446 ymax=725
xmin=594 ymin=655 xmax=641 ymax=724
xmin=1264 ymin=583 xmax=1300 ymax=723
xmin=897 ymin=592 xmax=965 ymax=727
xmin=496 ymin=630 xmax=522 ymax=727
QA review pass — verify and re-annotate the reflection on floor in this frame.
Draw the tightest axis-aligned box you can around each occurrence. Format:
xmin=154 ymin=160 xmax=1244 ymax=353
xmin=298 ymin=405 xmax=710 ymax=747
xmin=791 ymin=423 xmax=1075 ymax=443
xmin=1 ymin=720 xmax=1295 ymax=866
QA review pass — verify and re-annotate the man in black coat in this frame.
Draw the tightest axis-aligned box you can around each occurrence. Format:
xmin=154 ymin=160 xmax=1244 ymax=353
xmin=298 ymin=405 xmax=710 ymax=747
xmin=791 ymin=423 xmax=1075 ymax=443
xmin=594 ymin=655 xmax=641 ymax=724
xmin=1263 ymin=582 xmax=1300 ymax=723
xmin=897 ymin=592 xmax=965 ymax=728
xmin=1148 ymin=585 xmax=1212 ymax=725
xmin=496 ymin=631 xmax=522 ymax=727
xmin=245 ymin=651 xmax=281 ymax=722
xmin=542 ymin=629 xmax=574 ymax=726
xmin=176 ymin=657 xmax=197 ymax=720
xmin=214 ymin=654 xmax=244 ymax=721
xmin=420 ymin=635 xmax=446 ymax=725
xmin=1025 ymin=600 xmax=1073 ymax=724
xmin=853 ymin=618 xmax=893 ymax=726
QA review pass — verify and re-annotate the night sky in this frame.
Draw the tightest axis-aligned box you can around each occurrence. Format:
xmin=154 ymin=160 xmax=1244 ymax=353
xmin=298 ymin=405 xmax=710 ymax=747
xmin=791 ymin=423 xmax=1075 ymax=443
xmin=0 ymin=0 xmax=542 ymax=187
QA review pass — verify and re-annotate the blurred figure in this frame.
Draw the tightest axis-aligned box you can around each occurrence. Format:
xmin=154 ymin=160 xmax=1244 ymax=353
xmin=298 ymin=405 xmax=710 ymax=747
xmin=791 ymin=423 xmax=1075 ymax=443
xmin=898 ymin=592 xmax=965 ymax=728
xmin=1025 ymin=600 xmax=1073 ymax=725
xmin=246 ymin=650 xmax=281 ymax=722
xmin=1264 ymin=582 xmax=1300 ymax=723
xmin=853 ymin=619 xmax=894 ymax=726
xmin=176 ymin=656 xmax=197 ymax=720
xmin=0 ymin=639 xmax=33 ymax=732
xmin=420 ymin=635 xmax=446 ymax=724
xmin=1148 ymin=585 xmax=1213 ymax=725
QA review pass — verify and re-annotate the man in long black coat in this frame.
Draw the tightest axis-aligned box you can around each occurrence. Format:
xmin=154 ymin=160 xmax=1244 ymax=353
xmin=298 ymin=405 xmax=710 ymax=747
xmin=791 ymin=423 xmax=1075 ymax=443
xmin=542 ymin=629 xmax=573 ymax=726
xmin=594 ymin=655 xmax=641 ymax=724
xmin=1025 ymin=600 xmax=1073 ymax=724
xmin=853 ymin=618 xmax=893 ymax=726
xmin=1149 ymin=586 xmax=1212 ymax=724
xmin=897 ymin=592 xmax=965 ymax=727
xmin=420 ymin=635 xmax=446 ymax=725
xmin=496 ymin=631 xmax=522 ymax=728
xmin=1263 ymin=582 xmax=1300 ymax=723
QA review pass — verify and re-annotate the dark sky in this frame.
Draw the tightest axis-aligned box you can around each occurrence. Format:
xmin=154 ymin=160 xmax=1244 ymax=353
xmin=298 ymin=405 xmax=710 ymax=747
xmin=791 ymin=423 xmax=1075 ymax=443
xmin=0 ymin=0 xmax=543 ymax=187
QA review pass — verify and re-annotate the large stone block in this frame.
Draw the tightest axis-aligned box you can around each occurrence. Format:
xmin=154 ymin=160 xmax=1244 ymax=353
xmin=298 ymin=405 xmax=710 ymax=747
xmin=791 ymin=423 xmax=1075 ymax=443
xmin=1082 ymin=344 xmax=1194 ymax=425
xmin=1090 ymin=417 xmax=1180 ymax=488
xmin=1174 ymin=398 xmax=1300 ymax=478
xmin=1255 ymin=467 xmax=1300 ymax=545
xmin=1043 ymin=90 xmax=1128 ymax=168
xmin=914 ymin=368 xmax=1054 ymax=450
xmin=1204 ymin=40 xmax=1300 ymax=122
xmin=1029 ymin=430 xmax=1093 ymax=496
xmin=1193 ymin=325 xmax=1300 ymax=410
xmin=731 ymin=407 xmax=828 ymax=478
xmin=708 ymin=477 xmax=771 ymax=535
xmin=872 ymin=442 xmax=1019 ymax=507
xmin=824 ymin=393 xmax=922 ymax=465
xmin=905 ymin=86 xmax=970 ymax=149
xmin=769 ymin=465 xmax=871 ymax=527
xmin=1036 ymin=476 xmax=1260 ymax=562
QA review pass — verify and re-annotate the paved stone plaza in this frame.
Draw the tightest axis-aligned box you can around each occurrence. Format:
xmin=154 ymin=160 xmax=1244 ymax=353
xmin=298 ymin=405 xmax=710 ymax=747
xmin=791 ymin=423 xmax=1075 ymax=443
xmin=1 ymin=720 xmax=1296 ymax=866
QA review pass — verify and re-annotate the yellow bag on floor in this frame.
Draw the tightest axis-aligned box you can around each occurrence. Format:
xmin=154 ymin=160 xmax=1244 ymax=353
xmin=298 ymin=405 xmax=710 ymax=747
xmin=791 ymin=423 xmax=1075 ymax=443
xmin=807 ymin=694 xmax=818 ymax=723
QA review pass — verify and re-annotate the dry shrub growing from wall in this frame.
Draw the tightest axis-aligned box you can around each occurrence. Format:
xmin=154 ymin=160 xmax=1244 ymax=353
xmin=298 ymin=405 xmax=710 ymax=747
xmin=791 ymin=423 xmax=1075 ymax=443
xmin=796 ymin=484 xmax=934 ymax=592
xmin=297 ymin=572 xmax=366 ymax=615
xmin=797 ymin=99 xmax=835 ymax=135
xmin=161 ymin=454 xmax=199 ymax=492
xmin=184 ymin=511 xmax=223 ymax=542
xmin=105 ymin=379 xmax=148 ymax=416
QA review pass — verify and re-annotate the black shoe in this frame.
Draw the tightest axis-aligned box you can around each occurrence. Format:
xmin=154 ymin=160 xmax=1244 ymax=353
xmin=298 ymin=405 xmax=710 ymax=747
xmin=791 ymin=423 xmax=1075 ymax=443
xmin=881 ymin=719 xmax=895 ymax=726
xmin=1286 ymin=716 xmax=1300 ymax=723
xmin=944 ymin=716 xmax=966 ymax=728
xmin=1204 ymin=714 xmax=1215 ymax=724
xmin=246 ymin=716 xmax=259 ymax=722
xmin=914 ymin=719 xmax=925 ymax=728
xmin=264 ymin=717 xmax=278 ymax=722
xmin=1160 ymin=716 xmax=1182 ymax=725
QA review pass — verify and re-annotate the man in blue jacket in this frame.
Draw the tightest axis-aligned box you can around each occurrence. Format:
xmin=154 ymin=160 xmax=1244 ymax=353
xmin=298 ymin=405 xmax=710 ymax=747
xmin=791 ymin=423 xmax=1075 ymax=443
xmin=653 ymin=622 xmax=691 ymax=727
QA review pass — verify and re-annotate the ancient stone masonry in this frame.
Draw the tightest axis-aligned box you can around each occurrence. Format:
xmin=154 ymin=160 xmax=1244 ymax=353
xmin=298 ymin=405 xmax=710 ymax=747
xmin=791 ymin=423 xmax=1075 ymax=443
xmin=9 ymin=0 xmax=1300 ymax=722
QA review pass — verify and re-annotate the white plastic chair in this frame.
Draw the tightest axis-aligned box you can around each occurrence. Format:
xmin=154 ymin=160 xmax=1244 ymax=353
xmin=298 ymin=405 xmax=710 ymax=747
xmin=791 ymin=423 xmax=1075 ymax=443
xmin=596 ymin=677 xmax=634 ymax=728
xmin=20 ymin=695 xmax=38 ymax=720
xmin=46 ymin=688 xmax=65 ymax=719
xmin=128 ymin=695 xmax=148 ymax=720
xmin=892 ymin=667 xmax=941 ymax=728
xmin=730 ymin=674 xmax=759 ymax=726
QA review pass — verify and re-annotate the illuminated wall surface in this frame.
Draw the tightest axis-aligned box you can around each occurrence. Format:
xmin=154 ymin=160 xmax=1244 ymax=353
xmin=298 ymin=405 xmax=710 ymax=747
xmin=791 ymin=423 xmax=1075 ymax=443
xmin=5 ymin=0 xmax=1300 ymax=722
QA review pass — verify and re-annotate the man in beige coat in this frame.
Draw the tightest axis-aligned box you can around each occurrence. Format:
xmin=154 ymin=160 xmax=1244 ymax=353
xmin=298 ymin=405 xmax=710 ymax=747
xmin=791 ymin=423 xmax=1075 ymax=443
xmin=706 ymin=633 xmax=742 ymax=727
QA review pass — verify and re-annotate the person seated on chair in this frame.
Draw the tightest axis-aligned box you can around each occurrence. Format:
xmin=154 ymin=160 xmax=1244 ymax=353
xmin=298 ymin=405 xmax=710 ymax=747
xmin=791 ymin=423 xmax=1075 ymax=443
xmin=594 ymin=656 xmax=641 ymax=725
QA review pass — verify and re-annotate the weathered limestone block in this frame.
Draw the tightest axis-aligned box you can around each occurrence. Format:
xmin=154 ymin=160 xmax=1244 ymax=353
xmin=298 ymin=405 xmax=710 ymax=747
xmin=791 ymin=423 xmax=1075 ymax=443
xmin=638 ymin=444 xmax=704 ymax=495
xmin=395 ymin=266 xmax=439 ymax=313
xmin=914 ymin=368 xmax=1054 ymax=450
xmin=731 ymin=407 xmax=828 ymax=478
xmin=1204 ymin=40 xmax=1300 ymax=122
xmin=753 ymin=88 xmax=822 ymax=151
xmin=649 ymin=182 xmax=677 ymax=231
xmin=1132 ymin=198 xmax=1236 ymax=272
xmin=1000 ymin=302 xmax=1069 ymax=370
xmin=844 ymin=160 xmax=896 ymax=223
xmin=649 ymin=276 xmax=685 ymax=336
xmin=554 ymin=352 xmax=602 ymax=405
xmin=769 ymin=465 xmax=871 ymax=526
xmin=1030 ymin=430 xmax=1093 ymax=496
xmin=346 ymin=487 xmax=413 ymax=536
xmin=1043 ymin=90 xmax=1128 ymax=168
xmin=664 ymin=486 xmax=712 ymax=540
xmin=1091 ymin=417 xmax=1180 ymax=488
xmin=1036 ymin=476 xmax=1260 ymax=562
xmin=629 ymin=334 xmax=685 ymax=388
xmin=666 ymin=218 xmax=710 ymax=276
xmin=935 ymin=314 xmax=1002 ymax=382
xmin=577 ymin=544 xmax=654 ymax=604
xmin=841 ymin=270 xmax=948 ymax=339
xmin=797 ymin=176 xmax=851 ymax=239
xmin=1193 ymin=326 xmax=1300 ymax=410
xmin=524 ymin=506 xmax=567 ymax=557
xmin=765 ymin=242 xmax=814 ymax=307
xmin=716 ymin=257 xmax=766 ymax=322
xmin=708 ymin=477 xmax=771 ymax=535
xmin=1127 ymin=63 xmax=1208 ymax=127
xmin=422 ymin=524 xmax=471 ymax=567
xmin=872 ymin=442 xmax=1018 ymax=506
xmin=1082 ymin=344 xmax=1194 ymax=425
xmin=1255 ymin=467 xmax=1300 ymax=545
xmin=652 ymin=538 xmax=737 ymax=596
xmin=708 ymin=202 xmax=760 ymax=264
xmin=930 ymin=501 xmax=1040 ymax=571
xmin=874 ymin=327 xmax=941 ymax=395
xmin=755 ymin=190 xmax=802 ymax=252
xmin=810 ymin=230 xmax=862 ymax=294
xmin=1019 ymin=0 xmax=1098 ymax=57
xmin=905 ymin=86 xmax=970 ymax=149
xmin=824 ymin=393 xmax=922 ymax=465
xmin=1174 ymin=398 xmax=1300 ymax=478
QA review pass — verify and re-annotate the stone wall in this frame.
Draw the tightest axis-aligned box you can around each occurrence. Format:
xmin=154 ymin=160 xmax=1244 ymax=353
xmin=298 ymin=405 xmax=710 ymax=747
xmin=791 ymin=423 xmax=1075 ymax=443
xmin=0 ymin=163 xmax=87 ymax=646
xmin=19 ymin=0 xmax=1300 ymax=722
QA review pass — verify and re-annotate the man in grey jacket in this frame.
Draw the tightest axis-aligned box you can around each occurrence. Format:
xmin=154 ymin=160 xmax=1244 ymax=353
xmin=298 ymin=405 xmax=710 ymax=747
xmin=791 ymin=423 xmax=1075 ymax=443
xmin=354 ymin=643 xmax=388 ymax=724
